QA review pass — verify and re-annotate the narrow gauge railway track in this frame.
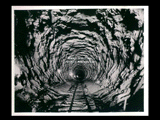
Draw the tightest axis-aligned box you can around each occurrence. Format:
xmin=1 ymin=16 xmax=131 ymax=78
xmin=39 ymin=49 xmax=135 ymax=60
xmin=57 ymin=82 xmax=96 ymax=112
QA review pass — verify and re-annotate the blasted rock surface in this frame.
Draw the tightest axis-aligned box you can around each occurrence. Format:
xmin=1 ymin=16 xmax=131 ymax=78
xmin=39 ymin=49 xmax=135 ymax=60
xmin=14 ymin=9 xmax=144 ymax=112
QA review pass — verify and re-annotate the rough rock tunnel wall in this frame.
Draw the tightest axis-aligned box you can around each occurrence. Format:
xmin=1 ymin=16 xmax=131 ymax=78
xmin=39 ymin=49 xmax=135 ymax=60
xmin=14 ymin=8 xmax=144 ymax=112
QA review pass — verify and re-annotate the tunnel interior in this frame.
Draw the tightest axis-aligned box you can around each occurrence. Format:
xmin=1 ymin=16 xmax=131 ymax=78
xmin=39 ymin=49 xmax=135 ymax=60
xmin=14 ymin=8 xmax=144 ymax=112
xmin=74 ymin=66 xmax=86 ymax=82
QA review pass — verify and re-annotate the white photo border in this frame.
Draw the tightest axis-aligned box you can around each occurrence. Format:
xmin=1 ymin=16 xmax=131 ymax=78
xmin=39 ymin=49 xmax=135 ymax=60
xmin=11 ymin=5 xmax=149 ymax=116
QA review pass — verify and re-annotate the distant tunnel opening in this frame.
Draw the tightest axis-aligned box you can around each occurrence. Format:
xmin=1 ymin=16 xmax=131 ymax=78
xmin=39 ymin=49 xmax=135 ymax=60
xmin=74 ymin=69 xmax=85 ymax=82
xmin=72 ymin=64 xmax=87 ymax=82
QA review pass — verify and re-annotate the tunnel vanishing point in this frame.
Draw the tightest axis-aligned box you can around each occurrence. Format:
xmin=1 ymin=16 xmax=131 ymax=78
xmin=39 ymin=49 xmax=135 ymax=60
xmin=14 ymin=9 xmax=144 ymax=112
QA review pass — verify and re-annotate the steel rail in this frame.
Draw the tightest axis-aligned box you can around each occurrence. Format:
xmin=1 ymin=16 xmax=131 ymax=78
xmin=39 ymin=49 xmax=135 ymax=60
xmin=68 ymin=82 xmax=92 ymax=112
xmin=68 ymin=82 xmax=79 ymax=112
xmin=80 ymin=82 xmax=92 ymax=112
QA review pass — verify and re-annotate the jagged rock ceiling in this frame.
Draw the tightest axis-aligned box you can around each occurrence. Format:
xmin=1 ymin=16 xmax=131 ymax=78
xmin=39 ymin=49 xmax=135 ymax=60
xmin=14 ymin=8 xmax=144 ymax=112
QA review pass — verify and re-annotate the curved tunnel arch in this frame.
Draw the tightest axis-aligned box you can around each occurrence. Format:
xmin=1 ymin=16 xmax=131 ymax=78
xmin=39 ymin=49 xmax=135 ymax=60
xmin=14 ymin=8 xmax=144 ymax=112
